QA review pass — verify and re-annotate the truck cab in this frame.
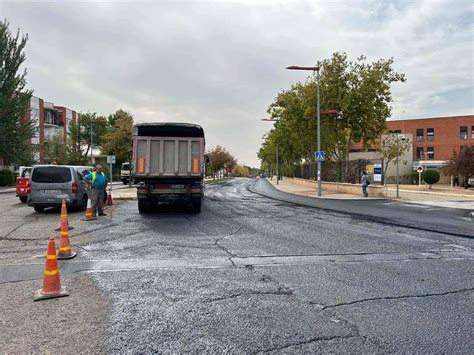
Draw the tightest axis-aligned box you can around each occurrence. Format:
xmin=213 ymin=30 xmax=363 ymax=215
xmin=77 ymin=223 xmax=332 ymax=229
xmin=120 ymin=162 xmax=134 ymax=185
xmin=133 ymin=123 xmax=205 ymax=213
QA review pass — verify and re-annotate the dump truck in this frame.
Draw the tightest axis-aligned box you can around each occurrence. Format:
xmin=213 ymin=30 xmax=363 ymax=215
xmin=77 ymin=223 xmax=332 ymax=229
xmin=132 ymin=123 xmax=206 ymax=213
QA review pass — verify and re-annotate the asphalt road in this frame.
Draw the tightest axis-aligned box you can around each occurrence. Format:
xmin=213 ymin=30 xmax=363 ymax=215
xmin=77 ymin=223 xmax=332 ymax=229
xmin=0 ymin=178 xmax=473 ymax=352
xmin=252 ymin=178 xmax=474 ymax=238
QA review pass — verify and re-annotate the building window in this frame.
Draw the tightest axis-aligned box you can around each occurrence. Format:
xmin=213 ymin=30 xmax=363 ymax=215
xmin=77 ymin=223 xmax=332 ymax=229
xmin=471 ymin=126 xmax=474 ymax=139
xmin=460 ymin=126 xmax=468 ymax=140
xmin=389 ymin=129 xmax=402 ymax=134
xmin=416 ymin=128 xmax=423 ymax=141
xmin=416 ymin=147 xmax=424 ymax=160
xmin=427 ymin=146 xmax=434 ymax=160
xmin=427 ymin=128 xmax=434 ymax=141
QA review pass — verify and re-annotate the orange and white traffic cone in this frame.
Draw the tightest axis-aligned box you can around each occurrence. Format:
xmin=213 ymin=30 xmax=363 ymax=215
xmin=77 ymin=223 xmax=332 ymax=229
xmin=81 ymin=198 xmax=97 ymax=221
xmin=58 ymin=219 xmax=76 ymax=259
xmin=107 ymin=189 xmax=113 ymax=205
xmin=55 ymin=199 xmax=74 ymax=231
xmin=34 ymin=237 xmax=69 ymax=301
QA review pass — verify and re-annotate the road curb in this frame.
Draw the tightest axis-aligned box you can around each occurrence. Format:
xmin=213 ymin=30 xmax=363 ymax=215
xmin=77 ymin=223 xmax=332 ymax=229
xmin=0 ymin=189 xmax=15 ymax=194
xmin=112 ymin=197 xmax=137 ymax=201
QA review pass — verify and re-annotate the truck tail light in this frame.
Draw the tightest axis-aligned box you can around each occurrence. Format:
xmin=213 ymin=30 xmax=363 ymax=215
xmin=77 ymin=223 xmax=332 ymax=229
xmin=26 ymin=182 xmax=31 ymax=194
xmin=71 ymin=182 xmax=78 ymax=193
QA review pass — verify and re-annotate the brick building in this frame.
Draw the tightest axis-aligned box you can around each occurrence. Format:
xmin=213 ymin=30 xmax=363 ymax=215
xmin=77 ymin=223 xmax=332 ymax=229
xmin=387 ymin=115 xmax=474 ymax=163
xmin=348 ymin=115 xmax=474 ymax=181
xmin=27 ymin=95 xmax=79 ymax=163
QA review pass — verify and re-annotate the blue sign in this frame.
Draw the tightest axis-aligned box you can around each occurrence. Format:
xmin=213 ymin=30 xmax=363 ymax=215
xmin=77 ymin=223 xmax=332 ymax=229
xmin=314 ymin=151 xmax=325 ymax=161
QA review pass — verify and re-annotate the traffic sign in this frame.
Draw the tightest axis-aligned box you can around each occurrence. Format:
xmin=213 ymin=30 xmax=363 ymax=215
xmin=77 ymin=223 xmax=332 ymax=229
xmin=416 ymin=166 xmax=424 ymax=173
xmin=107 ymin=155 xmax=116 ymax=164
xmin=314 ymin=151 xmax=325 ymax=161
xmin=373 ymin=164 xmax=382 ymax=182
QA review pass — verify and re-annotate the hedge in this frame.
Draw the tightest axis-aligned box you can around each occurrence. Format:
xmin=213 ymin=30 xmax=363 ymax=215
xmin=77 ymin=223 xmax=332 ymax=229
xmin=0 ymin=169 xmax=15 ymax=186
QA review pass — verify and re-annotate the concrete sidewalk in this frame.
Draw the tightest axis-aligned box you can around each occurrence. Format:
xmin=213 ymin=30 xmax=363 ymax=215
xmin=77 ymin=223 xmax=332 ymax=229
xmin=266 ymin=178 xmax=374 ymax=200
xmin=267 ymin=177 xmax=474 ymax=210
xmin=109 ymin=186 xmax=136 ymax=200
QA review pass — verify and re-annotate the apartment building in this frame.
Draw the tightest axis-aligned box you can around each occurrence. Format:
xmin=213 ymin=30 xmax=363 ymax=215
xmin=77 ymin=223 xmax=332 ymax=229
xmin=28 ymin=95 xmax=79 ymax=163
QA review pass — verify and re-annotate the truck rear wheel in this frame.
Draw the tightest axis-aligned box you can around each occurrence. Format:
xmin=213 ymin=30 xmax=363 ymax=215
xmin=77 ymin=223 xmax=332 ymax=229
xmin=19 ymin=196 xmax=27 ymax=203
xmin=192 ymin=197 xmax=202 ymax=214
xmin=138 ymin=198 xmax=150 ymax=213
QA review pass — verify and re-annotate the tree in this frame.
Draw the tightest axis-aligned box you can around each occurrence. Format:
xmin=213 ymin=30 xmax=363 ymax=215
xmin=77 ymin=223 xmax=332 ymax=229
xmin=44 ymin=131 xmax=88 ymax=165
xmin=260 ymin=52 xmax=406 ymax=175
xmin=422 ymin=169 xmax=440 ymax=189
xmin=442 ymin=147 xmax=474 ymax=189
xmin=0 ymin=19 xmax=36 ymax=165
xmin=101 ymin=110 xmax=134 ymax=164
xmin=77 ymin=112 xmax=109 ymax=160
xmin=378 ymin=134 xmax=411 ymax=185
xmin=233 ymin=164 xmax=250 ymax=177
xmin=206 ymin=145 xmax=236 ymax=178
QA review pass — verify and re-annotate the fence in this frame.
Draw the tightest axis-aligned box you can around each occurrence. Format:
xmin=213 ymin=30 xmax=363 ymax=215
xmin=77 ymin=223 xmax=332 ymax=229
xmin=290 ymin=159 xmax=375 ymax=184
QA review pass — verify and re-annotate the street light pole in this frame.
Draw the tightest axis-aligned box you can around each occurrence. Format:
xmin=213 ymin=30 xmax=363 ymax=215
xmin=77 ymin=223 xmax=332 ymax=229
xmin=286 ymin=64 xmax=322 ymax=196
xmin=316 ymin=61 xmax=321 ymax=196
xmin=276 ymin=145 xmax=279 ymax=185
xmin=261 ymin=118 xmax=280 ymax=185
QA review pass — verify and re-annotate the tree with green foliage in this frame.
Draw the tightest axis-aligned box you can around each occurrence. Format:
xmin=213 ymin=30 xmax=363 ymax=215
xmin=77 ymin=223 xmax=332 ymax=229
xmin=101 ymin=110 xmax=134 ymax=164
xmin=422 ymin=169 xmax=440 ymax=189
xmin=77 ymin=112 xmax=109 ymax=161
xmin=0 ymin=19 xmax=36 ymax=165
xmin=260 ymin=52 xmax=406 ymax=176
xmin=206 ymin=145 xmax=236 ymax=178
xmin=378 ymin=134 xmax=411 ymax=185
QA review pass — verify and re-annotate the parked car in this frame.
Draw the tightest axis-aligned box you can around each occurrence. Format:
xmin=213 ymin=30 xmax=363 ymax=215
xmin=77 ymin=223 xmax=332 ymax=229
xmin=16 ymin=166 xmax=32 ymax=203
xmin=27 ymin=165 xmax=93 ymax=212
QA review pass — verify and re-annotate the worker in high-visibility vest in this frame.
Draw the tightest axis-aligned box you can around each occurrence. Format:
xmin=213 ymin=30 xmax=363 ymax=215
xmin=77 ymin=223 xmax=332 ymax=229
xmin=85 ymin=164 xmax=108 ymax=217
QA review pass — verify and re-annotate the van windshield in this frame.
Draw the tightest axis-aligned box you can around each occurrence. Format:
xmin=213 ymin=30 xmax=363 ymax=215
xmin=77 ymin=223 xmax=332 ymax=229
xmin=32 ymin=167 xmax=72 ymax=183
xmin=122 ymin=164 xmax=130 ymax=170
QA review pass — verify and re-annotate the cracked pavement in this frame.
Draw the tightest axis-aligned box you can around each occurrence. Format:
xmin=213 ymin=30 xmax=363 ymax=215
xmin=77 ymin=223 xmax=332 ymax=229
xmin=0 ymin=178 xmax=473 ymax=352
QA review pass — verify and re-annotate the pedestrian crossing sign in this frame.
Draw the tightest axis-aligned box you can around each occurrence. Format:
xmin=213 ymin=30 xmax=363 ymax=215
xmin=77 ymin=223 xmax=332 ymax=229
xmin=315 ymin=151 xmax=325 ymax=161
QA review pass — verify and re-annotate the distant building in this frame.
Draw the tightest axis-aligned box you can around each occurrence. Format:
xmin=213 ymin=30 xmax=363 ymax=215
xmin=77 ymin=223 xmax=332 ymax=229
xmin=386 ymin=115 xmax=474 ymax=164
xmin=28 ymin=95 xmax=79 ymax=163
xmin=349 ymin=115 xmax=474 ymax=180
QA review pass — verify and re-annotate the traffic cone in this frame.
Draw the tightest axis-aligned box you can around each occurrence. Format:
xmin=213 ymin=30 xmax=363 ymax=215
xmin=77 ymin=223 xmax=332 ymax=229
xmin=55 ymin=199 xmax=74 ymax=231
xmin=81 ymin=198 xmax=97 ymax=221
xmin=107 ymin=189 xmax=113 ymax=205
xmin=58 ymin=218 xmax=76 ymax=259
xmin=34 ymin=237 xmax=69 ymax=301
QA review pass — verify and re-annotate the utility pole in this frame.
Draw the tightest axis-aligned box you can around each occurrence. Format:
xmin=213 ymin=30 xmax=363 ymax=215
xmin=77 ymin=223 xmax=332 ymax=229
xmin=90 ymin=119 xmax=93 ymax=164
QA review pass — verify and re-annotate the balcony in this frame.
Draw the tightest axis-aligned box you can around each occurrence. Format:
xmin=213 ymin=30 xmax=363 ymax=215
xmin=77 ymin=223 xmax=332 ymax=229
xmin=44 ymin=126 xmax=64 ymax=142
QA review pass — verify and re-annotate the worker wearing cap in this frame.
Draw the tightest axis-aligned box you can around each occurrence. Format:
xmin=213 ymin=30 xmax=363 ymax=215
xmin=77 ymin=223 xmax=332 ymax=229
xmin=85 ymin=164 xmax=108 ymax=216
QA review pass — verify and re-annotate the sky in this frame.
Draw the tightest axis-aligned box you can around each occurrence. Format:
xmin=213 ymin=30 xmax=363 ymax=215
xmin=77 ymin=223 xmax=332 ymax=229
xmin=1 ymin=0 xmax=473 ymax=167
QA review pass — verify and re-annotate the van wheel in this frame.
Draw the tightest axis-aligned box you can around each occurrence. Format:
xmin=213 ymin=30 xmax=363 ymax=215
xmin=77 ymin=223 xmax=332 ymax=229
xmin=138 ymin=198 xmax=150 ymax=213
xmin=122 ymin=180 xmax=128 ymax=185
xmin=81 ymin=195 xmax=88 ymax=211
xmin=192 ymin=197 xmax=202 ymax=214
xmin=34 ymin=206 xmax=44 ymax=213
xmin=19 ymin=196 xmax=27 ymax=203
